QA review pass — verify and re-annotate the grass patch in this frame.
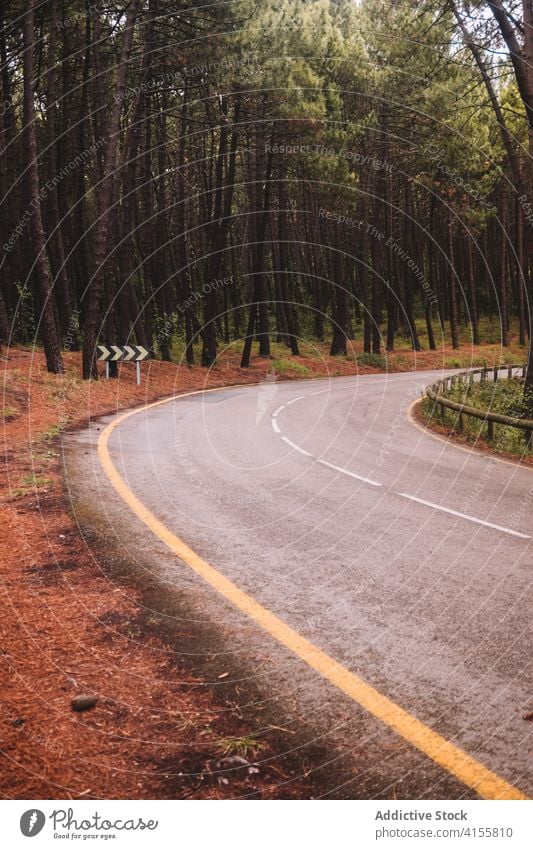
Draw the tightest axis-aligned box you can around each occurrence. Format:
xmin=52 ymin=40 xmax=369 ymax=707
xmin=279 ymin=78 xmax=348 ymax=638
xmin=272 ymin=358 xmax=311 ymax=376
xmin=1 ymin=405 xmax=19 ymax=421
xmin=218 ymin=735 xmax=267 ymax=759
xmin=356 ymin=352 xmax=386 ymax=369
xmin=391 ymin=354 xmax=410 ymax=369
xmin=22 ymin=473 xmax=53 ymax=488
xmin=48 ymin=376 xmax=82 ymax=403
xmin=40 ymin=418 xmax=71 ymax=441
xmin=11 ymin=473 xmax=54 ymax=498
xmin=269 ymin=340 xmax=318 ymax=359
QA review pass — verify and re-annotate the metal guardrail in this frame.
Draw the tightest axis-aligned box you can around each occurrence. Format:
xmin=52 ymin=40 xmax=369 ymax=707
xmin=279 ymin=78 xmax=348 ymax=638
xmin=425 ymin=364 xmax=533 ymax=449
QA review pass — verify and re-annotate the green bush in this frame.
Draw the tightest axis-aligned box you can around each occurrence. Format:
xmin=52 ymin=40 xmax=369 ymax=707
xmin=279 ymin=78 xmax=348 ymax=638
xmin=356 ymin=352 xmax=386 ymax=369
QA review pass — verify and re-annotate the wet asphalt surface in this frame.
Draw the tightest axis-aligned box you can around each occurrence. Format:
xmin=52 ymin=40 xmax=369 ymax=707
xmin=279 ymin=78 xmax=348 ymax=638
xmin=63 ymin=370 xmax=532 ymax=798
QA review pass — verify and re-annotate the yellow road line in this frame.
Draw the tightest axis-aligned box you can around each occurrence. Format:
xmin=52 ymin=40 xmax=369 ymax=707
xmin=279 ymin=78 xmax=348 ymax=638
xmin=97 ymin=388 xmax=527 ymax=801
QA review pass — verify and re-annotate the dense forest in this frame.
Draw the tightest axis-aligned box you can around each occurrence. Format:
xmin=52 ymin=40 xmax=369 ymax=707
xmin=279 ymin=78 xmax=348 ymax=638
xmin=1 ymin=0 xmax=533 ymax=385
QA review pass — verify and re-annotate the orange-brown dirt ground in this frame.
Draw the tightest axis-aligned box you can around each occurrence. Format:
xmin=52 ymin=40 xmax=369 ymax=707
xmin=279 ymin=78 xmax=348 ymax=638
xmin=0 ymin=340 xmax=527 ymax=798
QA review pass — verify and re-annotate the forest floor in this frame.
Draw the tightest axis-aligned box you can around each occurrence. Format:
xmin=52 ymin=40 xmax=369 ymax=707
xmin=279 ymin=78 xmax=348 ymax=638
xmin=0 ymin=335 xmax=527 ymax=799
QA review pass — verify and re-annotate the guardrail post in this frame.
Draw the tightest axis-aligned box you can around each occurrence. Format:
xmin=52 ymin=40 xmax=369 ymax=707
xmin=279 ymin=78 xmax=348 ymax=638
xmin=481 ymin=368 xmax=487 ymax=383
xmin=487 ymin=419 xmax=494 ymax=442
xmin=508 ymin=365 xmax=512 ymax=379
xmin=494 ymin=366 xmax=498 ymax=382
xmin=458 ymin=412 xmax=464 ymax=433
xmin=526 ymin=429 xmax=533 ymax=452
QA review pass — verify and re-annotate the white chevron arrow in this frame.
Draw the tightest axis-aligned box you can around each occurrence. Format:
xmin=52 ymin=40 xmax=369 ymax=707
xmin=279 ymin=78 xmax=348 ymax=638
xmin=123 ymin=345 xmax=136 ymax=361
xmin=135 ymin=346 xmax=149 ymax=361
xmin=97 ymin=345 xmax=111 ymax=361
xmin=111 ymin=345 xmax=123 ymax=361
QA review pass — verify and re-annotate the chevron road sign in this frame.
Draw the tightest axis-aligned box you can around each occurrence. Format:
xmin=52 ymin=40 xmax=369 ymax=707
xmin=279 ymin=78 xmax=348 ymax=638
xmin=97 ymin=344 xmax=150 ymax=384
xmin=97 ymin=344 xmax=150 ymax=362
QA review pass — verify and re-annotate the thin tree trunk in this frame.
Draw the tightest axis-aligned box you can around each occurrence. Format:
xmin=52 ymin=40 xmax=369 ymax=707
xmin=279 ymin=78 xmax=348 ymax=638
xmin=516 ymin=194 xmax=527 ymax=346
xmin=330 ymin=224 xmax=348 ymax=356
xmin=241 ymin=140 xmax=273 ymax=367
xmin=82 ymin=0 xmax=140 ymax=379
xmin=202 ymin=97 xmax=240 ymax=366
xmin=486 ymin=0 xmax=533 ymax=386
xmin=467 ymin=237 xmax=480 ymax=345
xmin=0 ymin=288 xmax=9 ymax=346
xmin=499 ymin=204 xmax=510 ymax=346
xmin=23 ymin=0 xmax=64 ymax=374
xmin=277 ymin=183 xmax=299 ymax=354
xmin=360 ymin=183 xmax=372 ymax=353
xmin=46 ymin=0 xmax=75 ymax=343
xmin=448 ymin=218 xmax=459 ymax=349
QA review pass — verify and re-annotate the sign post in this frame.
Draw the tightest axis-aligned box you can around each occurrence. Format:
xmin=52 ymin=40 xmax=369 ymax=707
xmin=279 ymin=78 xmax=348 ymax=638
xmin=97 ymin=345 xmax=149 ymax=385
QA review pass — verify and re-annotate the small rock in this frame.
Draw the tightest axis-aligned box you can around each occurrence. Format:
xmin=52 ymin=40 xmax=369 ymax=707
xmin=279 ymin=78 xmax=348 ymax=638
xmin=71 ymin=694 xmax=98 ymax=712
xmin=12 ymin=717 xmax=25 ymax=728
xmin=523 ymin=711 xmax=533 ymax=722
xmin=248 ymin=766 xmax=260 ymax=775
xmin=216 ymin=755 xmax=250 ymax=769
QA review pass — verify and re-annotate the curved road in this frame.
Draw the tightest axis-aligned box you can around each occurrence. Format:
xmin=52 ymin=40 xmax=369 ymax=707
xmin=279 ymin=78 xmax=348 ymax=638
xmin=66 ymin=370 xmax=532 ymax=798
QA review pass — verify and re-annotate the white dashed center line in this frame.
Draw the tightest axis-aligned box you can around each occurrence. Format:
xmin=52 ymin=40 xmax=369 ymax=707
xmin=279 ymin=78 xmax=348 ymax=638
xmin=397 ymin=493 xmax=530 ymax=539
xmin=317 ymin=459 xmax=382 ymax=487
xmin=281 ymin=436 xmax=312 ymax=457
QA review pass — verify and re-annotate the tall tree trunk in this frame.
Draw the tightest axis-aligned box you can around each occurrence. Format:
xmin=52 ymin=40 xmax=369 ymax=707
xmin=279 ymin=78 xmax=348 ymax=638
xmin=82 ymin=0 xmax=140 ymax=379
xmin=23 ymin=0 xmax=64 ymax=374
xmin=0 ymin=288 xmax=9 ymax=347
xmin=359 ymin=182 xmax=372 ymax=353
xmin=46 ymin=0 xmax=75 ymax=343
xmin=202 ymin=97 xmax=240 ymax=366
xmin=516 ymin=194 xmax=527 ymax=346
xmin=486 ymin=0 xmax=533 ymax=384
xmin=467 ymin=237 xmax=480 ymax=345
xmin=448 ymin=218 xmax=459 ymax=349
xmin=499 ymin=204 xmax=510 ymax=346
xmin=330 ymin=224 xmax=348 ymax=356
xmin=277 ymin=182 xmax=299 ymax=355
xmin=241 ymin=140 xmax=273 ymax=367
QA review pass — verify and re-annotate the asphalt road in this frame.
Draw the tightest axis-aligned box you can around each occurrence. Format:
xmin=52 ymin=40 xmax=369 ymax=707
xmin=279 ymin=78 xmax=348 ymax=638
xmin=65 ymin=370 xmax=532 ymax=798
